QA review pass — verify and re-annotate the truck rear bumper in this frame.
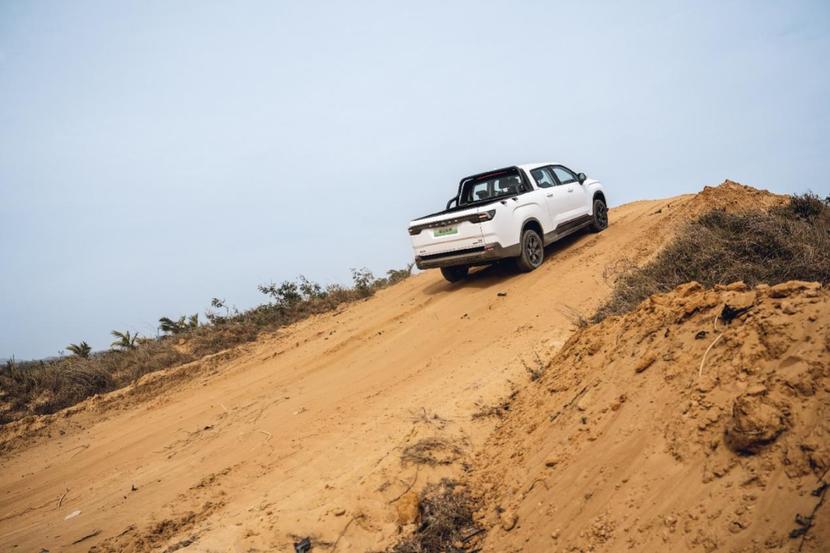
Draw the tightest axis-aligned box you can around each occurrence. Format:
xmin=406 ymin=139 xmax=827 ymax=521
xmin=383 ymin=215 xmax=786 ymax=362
xmin=415 ymin=242 xmax=520 ymax=269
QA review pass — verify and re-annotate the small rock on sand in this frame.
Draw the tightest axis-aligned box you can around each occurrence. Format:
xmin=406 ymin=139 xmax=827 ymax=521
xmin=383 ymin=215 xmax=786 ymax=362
xmin=767 ymin=281 xmax=821 ymax=298
xmin=725 ymin=394 xmax=785 ymax=453
xmin=396 ymin=491 xmax=420 ymax=525
xmin=634 ymin=354 xmax=657 ymax=373
xmin=723 ymin=290 xmax=756 ymax=311
xmin=500 ymin=510 xmax=518 ymax=531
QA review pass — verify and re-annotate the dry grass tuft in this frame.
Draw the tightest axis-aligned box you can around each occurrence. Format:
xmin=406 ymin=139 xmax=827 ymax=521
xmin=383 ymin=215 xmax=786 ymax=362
xmin=0 ymin=341 xmax=191 ymax=420
xmin=559 ymin=305 xmax=590 ymax=329
xmin=594 ymin=193 xmax=830 ymax=321
xmin=409 ymin=408 xmax=449 ymax=430
xmin=388 ymin=479 xmax=481 ymax=553
xmin=471 ymin=398 xmax=512 ymax=420
xmin=401 ymin=437 xmax=463 ymax=466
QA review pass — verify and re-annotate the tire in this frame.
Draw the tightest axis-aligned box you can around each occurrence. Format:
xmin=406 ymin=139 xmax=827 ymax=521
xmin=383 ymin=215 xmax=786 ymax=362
xmin=440 ymin=265 xmax=469 ymax=282
xmin=590 ymin=198 xmax=608 ymax=232
xmin=515 ymin=228 xmax=544 ymax=272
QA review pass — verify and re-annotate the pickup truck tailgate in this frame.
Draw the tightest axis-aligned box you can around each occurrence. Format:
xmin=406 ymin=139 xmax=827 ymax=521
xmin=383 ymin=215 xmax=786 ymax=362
xmin=410 ymin=215 xmax=485 ymax=257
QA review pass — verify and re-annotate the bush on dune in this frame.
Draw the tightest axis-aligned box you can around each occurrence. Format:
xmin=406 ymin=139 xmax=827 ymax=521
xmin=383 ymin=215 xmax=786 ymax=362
xmin=388 ymin=479 xmax=480 ymax=553
xmin=0 ymin=264 xmax=414 ymax=424
xmin=594 ymin=193 xmax=830 ymax=321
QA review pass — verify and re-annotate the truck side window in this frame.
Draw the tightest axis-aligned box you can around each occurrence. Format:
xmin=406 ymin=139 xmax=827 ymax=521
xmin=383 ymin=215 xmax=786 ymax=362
xmin=552 ymin=166 xmax=578 ymax=185
xmin=530 ymin=167 xmax=556 ymax=189
xmin=469 ymin=181 xmax=490 ymax=201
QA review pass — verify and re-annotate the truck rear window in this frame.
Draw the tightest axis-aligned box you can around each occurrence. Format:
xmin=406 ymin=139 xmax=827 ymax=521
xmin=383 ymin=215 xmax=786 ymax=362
xmin=459 ymin=169 xmax=524 ymax=206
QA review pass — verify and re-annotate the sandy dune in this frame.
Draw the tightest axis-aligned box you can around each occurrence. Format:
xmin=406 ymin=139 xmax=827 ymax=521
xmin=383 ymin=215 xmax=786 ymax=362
xmin=11 ymin=185 xmax=819 ymax=552
xmin=1 ymin=194 xmax=687 ymax=552
xmin=474 ymin=281 xmax=829 ymax=552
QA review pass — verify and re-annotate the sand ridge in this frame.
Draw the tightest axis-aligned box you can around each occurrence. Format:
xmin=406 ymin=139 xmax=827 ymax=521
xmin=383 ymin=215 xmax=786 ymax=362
xmin=1 ymin=181 xmax=817 ymax=552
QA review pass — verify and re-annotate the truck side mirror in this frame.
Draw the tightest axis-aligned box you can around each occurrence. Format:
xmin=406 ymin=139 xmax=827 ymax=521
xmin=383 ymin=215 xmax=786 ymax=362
xmin=446 ymin=197 xmax=457 ymax=210
xmin=577 ymin=172 xmax=587 ymax=184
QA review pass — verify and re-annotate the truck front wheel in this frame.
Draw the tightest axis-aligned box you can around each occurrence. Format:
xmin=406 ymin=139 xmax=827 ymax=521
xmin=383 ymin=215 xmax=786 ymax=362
xmin=590 ymin=198 xmax=608 ymax=232
xmin=440 ymin=265 xmax=469 ymax=282
xmin=515 ymin=228 xmax=544 ymax=272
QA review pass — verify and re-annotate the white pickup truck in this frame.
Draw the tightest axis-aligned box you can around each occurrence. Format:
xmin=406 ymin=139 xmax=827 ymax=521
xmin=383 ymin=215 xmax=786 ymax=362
xmin=408 ymin=163 xmax=607 ymax=282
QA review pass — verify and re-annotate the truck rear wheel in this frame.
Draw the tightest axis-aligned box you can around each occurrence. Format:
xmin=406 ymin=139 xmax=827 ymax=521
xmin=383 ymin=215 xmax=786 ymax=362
xmin=515 ymin=228 xmax=544 ymax=272
xmin=440 ymin=265 xmax=469 ymax=282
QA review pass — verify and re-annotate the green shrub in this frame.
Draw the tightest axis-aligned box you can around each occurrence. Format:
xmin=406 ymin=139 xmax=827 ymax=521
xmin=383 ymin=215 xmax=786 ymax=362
xmin=386 ymin=262 xmax=415 ymax=285
xmin=351 ymin=267 xmax=379 ymax=297
xmin=258 ymin=280 xmax=302 ymax=308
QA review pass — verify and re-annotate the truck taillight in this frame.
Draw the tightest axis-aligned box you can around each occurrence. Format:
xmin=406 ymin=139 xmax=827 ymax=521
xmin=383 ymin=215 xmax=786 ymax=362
xmin=477 ymin=210 xmax=496 ymax=222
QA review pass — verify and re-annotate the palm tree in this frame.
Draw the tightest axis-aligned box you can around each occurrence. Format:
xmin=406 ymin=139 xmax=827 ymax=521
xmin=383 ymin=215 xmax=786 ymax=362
xmin=66 ymin=341 xmax=92 ymax=358
xmin=110 ymin=330 xmax=139 ymax=351
xmin=159 ymin=314 xmax=199 ymax=335
xmin=158 ymin=316 xmax=181 ymax=335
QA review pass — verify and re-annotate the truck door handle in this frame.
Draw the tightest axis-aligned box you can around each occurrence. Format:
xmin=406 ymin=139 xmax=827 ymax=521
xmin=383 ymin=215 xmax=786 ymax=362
xmin=567 ymin=188 xmax=574 ymax=193
xmin=546 ymin=193 xmax=553 ymax=197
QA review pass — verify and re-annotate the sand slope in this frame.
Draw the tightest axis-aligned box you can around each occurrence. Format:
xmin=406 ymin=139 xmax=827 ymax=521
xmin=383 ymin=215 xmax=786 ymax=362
xmin=473 ymin=280 xmax=829 ymax=553
xmin=2 ymin=182 xmax=818 ymax=553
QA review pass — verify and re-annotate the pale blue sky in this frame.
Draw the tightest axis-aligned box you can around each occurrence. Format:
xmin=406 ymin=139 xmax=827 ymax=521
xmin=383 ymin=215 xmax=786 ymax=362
xmin=1 ymin=0 xmax=829 ymax=359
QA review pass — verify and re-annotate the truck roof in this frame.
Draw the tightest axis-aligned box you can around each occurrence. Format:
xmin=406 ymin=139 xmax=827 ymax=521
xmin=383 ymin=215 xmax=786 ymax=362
xmin=462 ymin=163 xmax=562 ymax=181
xmin=515 ymin=162 xmax=564 ymax=172
xmin=462 ymin=161 xmax=563 ymax=180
